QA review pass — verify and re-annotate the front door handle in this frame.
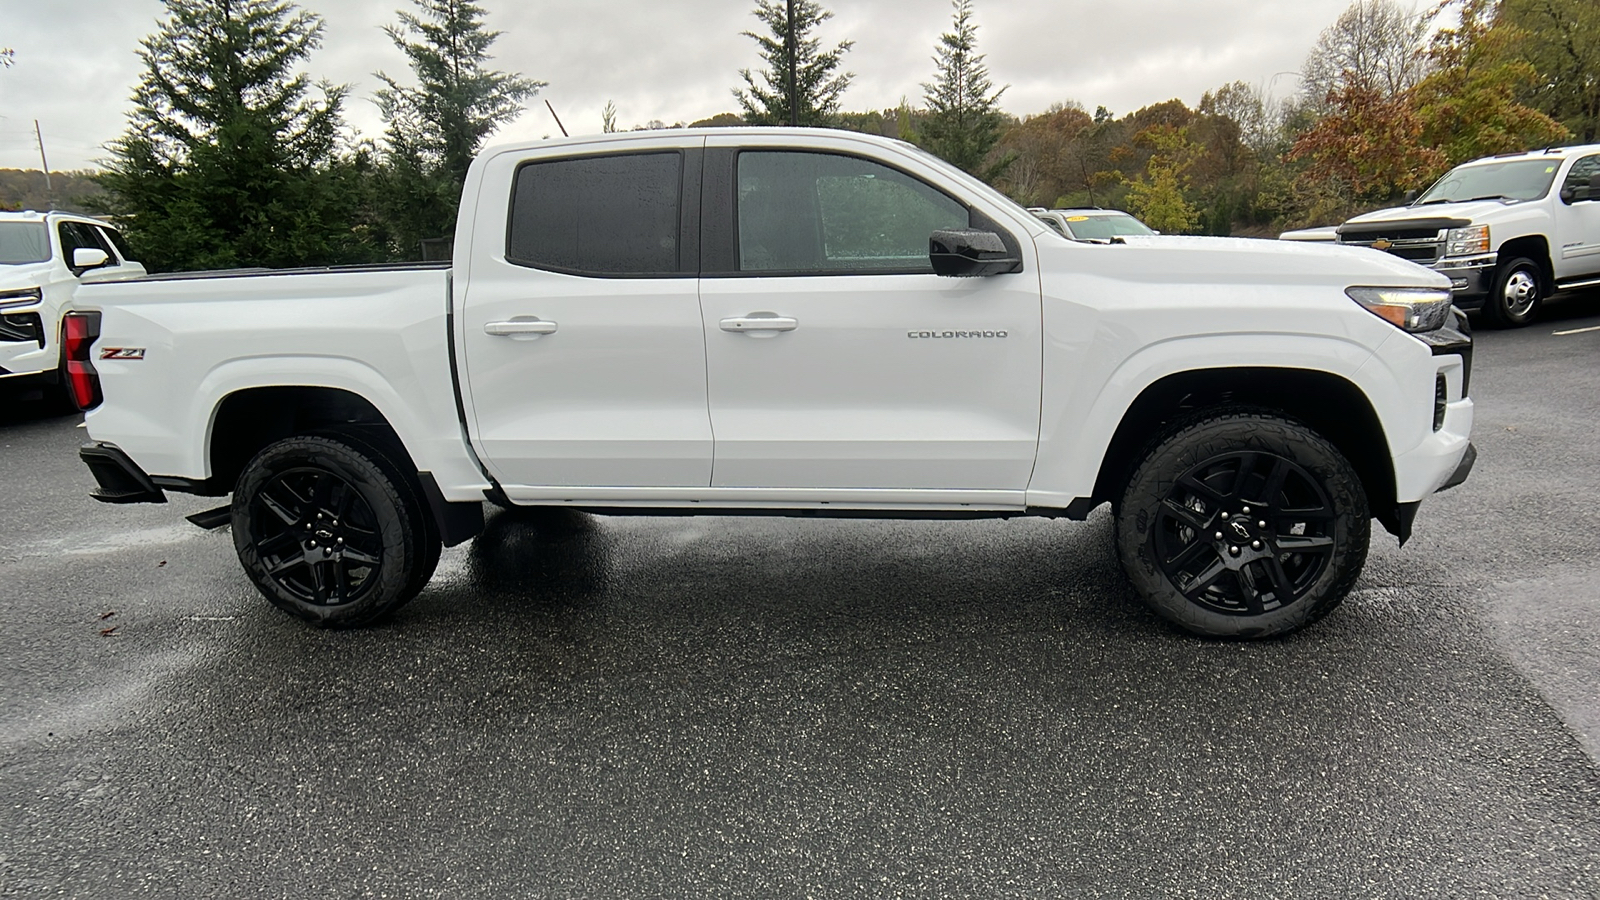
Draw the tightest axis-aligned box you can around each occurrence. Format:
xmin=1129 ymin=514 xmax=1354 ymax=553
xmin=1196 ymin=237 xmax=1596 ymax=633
xmin=720 ymin=313 xmax=798 ymax=335
xmin=485 ymin=317 xmax=558 ymax=338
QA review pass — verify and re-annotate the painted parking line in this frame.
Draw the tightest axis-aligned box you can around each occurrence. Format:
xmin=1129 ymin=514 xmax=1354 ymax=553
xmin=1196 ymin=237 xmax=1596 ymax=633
xmin=1552 ymin=325 xmax=1600 ymax=336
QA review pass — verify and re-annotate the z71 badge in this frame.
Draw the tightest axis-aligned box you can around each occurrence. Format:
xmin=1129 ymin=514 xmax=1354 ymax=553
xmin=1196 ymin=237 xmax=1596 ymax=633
xmin=99 ymin=348 xmax=146 ymax=360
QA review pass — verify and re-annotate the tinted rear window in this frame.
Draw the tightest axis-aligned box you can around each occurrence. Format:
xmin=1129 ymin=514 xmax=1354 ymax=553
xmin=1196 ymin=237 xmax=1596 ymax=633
xmin=507 ymin=152 xmax=682 ymax=276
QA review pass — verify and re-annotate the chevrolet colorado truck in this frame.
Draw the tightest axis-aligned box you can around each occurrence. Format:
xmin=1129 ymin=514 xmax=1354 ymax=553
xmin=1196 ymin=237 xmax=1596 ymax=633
xmin=1338 ymin=143 xmax=1600 ymax=327
xmin=1 ymin=210 xmax=145 ymax=393
xmin=70 ymin=128 xmax=1475 ymax=638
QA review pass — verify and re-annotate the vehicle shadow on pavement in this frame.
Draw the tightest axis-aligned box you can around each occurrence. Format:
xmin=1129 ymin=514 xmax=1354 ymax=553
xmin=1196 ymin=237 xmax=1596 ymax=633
xmin=0 ymin=380 xmax=77 ymax=428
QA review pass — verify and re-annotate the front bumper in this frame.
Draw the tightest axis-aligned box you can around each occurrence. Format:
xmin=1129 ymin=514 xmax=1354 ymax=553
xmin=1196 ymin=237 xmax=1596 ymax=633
xmin=1438 ymin=442 xmax=1476 ymax=492
xmin=1432 ymin=255 xmax=1496 ymax=306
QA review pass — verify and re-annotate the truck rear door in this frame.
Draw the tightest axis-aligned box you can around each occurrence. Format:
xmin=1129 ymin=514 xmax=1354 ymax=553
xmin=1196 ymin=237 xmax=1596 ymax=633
xmin=456 ymin=138 xmax=712 ymax=496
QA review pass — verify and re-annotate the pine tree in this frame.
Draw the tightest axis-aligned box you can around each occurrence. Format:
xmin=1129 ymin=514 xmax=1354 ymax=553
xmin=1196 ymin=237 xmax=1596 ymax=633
xmin=97 ymin=0 xmax=368 ymax=272
xmin=919 ymin=0 xmax=1008 ymax=176
xmin=375 ymin=0 xmax=541 ymax=258
xmin=734 ymin=0 xmax=854 ymax=126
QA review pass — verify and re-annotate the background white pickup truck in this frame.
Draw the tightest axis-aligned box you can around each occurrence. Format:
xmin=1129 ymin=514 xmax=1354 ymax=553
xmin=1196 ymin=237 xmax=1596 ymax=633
xmin=70 ymin=128 xmax=1475 ymax=638
xmin=1338 ymin=143 xmax=1600 ymax=327
xmin=1 ymin=210 xmax=145 ymax=394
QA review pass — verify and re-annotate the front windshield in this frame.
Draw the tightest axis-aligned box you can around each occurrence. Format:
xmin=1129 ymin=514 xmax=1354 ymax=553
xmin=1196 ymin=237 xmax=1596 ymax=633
xmin=1416 ymin=158 xmax=1561 ymax=204
xmin=1063 ymin=214 xmax=1156 ymax=239
xmin=0 ymin=222 xmax=50 ymax=264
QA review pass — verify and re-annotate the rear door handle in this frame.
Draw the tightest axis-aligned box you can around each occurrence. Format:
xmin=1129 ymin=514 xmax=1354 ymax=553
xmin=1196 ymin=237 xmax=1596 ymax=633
xmin=485 ymin=317 xmax=558 ymax=338
xmin=720 ymin=313 xmax=798 ymax=335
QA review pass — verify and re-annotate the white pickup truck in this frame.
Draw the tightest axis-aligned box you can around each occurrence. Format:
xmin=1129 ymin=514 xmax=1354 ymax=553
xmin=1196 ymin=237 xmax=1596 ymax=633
xmin=1338 ymin=143 xmax=1600 ymax=327
xmin=70 ymin=128 xmax=1475 ymax=638
xmin=1 ymin=210 xmax=145 ymax=393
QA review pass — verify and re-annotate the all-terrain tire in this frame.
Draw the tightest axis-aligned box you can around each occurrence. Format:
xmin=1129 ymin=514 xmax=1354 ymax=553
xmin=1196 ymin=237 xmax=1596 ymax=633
xmin=319 ymin=429 xmax=443 ymax=598
xmin=232 ymin=435 xmax=429 ymax=628
xmin=1114 ymin=410 xmax=1370 ymax=639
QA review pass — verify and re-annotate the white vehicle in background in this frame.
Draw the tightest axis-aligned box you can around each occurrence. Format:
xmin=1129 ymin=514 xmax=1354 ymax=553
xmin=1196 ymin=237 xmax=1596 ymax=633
xmin=0 ymin=210 xmax=145 ymax=392
xmin=1030 ymin=208 xmax=1156 ymax=241
xmin=1278 ymin=226 xmax=1340 ymax=243
xmin=1337 ymin=144 xmax=1600 ymax=327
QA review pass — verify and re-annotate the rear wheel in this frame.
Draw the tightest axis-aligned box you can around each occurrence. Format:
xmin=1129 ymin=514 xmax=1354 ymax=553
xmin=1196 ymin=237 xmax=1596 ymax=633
xmin=232 ymin=435 xmax=430 ymax=627
xmin=1482 ymin=257 xmax=1543 ymax=328
xmin=1114 ymin=411 xmax=1370 ymax=638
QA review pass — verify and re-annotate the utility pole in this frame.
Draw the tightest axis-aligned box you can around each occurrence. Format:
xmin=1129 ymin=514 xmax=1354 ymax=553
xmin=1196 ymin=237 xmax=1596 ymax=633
xmin=785 ymin=0 xmax=799 ymax=126
xmin=34 ymin=120 xmax=53 ymax=193
xmin=33 ymin=119 xmax=55 ymax=209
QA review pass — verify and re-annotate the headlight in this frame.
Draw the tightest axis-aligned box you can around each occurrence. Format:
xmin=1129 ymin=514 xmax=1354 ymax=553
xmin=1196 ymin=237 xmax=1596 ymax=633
xmin=0 ymin=287 xmax=43 ymax=310
xmin=1445 ymin=224 xmax=1489 ymax=257
xmin=1346 ymin=286 xmax=1455 ymax=332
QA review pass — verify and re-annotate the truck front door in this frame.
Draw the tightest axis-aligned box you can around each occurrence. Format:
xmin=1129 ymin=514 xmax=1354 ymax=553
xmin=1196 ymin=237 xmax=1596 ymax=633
xmin=1554 ymin=152 xmax=1600 ymax=280
xmin=458 ymin=141 xmax=713 ymax=496
xmin=697 ymin=144 xmax=1043 ymax=495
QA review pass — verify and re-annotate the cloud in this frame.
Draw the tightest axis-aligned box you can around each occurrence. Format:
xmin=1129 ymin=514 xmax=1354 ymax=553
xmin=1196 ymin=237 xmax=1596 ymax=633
xmin=0 ymin=0 xmax=1359 ymax=171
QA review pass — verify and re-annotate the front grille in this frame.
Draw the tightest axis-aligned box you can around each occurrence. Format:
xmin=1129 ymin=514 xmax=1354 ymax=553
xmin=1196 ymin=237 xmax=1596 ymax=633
xmin=1339 ymin=227 xmax=1445 ymax=265
xmin=1388 ymin=245 xmax=1439 ymax=262
xmin=1342 ymin=227 xmax=1442 ymax=241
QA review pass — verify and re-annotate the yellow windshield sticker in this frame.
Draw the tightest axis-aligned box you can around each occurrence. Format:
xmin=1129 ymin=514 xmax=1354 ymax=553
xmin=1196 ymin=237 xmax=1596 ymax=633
xmin=1547 ymin=166 xmax=1557 ymax=172
xmin=1066 ymin=216 xmax=1090 ymax=222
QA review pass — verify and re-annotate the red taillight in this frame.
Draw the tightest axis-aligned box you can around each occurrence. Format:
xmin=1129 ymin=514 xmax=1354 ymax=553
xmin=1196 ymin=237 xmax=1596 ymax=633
xmin=61 ymin=311 xmax=103 ymax=411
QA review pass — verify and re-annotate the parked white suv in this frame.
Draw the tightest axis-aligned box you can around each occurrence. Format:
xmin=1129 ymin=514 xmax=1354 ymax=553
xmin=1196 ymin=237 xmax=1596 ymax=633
xmin=1338 ymin=144 xmax=1600 ymax=326
xmin=69 ymin=128 xmax=1474 ymax=639
xmin=0 ymin=210 xmax=145 ymax=391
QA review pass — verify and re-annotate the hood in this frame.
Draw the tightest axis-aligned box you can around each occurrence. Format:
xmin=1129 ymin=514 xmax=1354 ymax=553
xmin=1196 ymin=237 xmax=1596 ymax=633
xmin=1082 ymin=234 xmax=1451 ymax=289
xmin=1344 ymin=198 xmax=1521 ymax=227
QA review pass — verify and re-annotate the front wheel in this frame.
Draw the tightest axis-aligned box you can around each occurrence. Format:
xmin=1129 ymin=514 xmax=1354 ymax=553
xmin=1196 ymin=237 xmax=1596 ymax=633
xmin=1482 ymin=257 xmax=1543 ymax=328
xmin=1114 ymin=411 xmax=1370 ymax=638
xmin=232 ymin=435 xmax=430 ymax=627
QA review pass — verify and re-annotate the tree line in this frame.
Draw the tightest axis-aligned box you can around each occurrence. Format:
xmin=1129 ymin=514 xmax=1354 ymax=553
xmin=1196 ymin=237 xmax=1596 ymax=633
xmin=981 ymin=0 xmax=1596 ymax=234
xmin=8 ymin=0 xmax=1597 ymax=270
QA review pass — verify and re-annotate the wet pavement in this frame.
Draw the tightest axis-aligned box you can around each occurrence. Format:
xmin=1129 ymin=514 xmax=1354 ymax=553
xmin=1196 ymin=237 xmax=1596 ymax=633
xmin=4 ymin=292 xmax=1600 ymax=898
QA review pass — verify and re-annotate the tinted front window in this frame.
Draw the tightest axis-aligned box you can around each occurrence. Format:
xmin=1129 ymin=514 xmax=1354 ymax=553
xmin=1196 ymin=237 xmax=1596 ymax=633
xmin=737 ymin=151 xmax=967 ymax=273
xmin=1417 ymin=159 xmax=1562 ymax=204
xmin=508 ymin=152 xmax=682 ymax=275
xmin=57 ymin=220 xmax=114 ymax=264
xmin=98 ymin=226 xmax=137 ymax=263
xmin=1562 ymin=155 xmax=1600 ymax=202
xmin=0 ymin=223 xmax=49 ymax=264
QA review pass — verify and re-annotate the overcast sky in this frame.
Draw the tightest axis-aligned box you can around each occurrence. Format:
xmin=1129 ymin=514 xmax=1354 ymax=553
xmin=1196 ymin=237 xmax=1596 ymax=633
xmin=0 ymin=0 xmax=1369 ymax=172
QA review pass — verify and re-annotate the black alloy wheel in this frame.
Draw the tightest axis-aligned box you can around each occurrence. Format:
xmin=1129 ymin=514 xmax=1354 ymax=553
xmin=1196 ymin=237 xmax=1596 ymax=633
xmin=1151 ymin=451 xmax=1334 ymax=617
xmin=246 ymin=467 xmax=385 ymax=608
xmin=232 ymin=435 xmax=429 ymax=627
xmin=1115 ymin=411 xmax=1369 ymax=638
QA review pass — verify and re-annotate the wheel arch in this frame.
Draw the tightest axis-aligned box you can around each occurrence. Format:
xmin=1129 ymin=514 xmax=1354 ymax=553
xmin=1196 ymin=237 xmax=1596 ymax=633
xmin=209 ymin=385 xmax=482 ymax=546
xmin=1087 ymin=367 xmax=1403 ymax=538
xmin=1498 ymin=235 xmax=1554 ymax=291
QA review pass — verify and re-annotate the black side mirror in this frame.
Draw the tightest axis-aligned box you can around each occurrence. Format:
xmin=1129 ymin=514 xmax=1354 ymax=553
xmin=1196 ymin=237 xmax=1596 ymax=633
xmin=929 ymin=229 xmax=1020 ymax=277
xmin=1403 ymin=189 xmax=1420 ymax=204
xmin=1561 ymin=185 xmax=1578 ymax=204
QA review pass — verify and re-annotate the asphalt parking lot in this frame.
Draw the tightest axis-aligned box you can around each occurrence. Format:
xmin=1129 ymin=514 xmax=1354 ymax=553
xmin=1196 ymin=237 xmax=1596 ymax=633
xmin=3 ymin=292 xmax=1600 ymax=898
